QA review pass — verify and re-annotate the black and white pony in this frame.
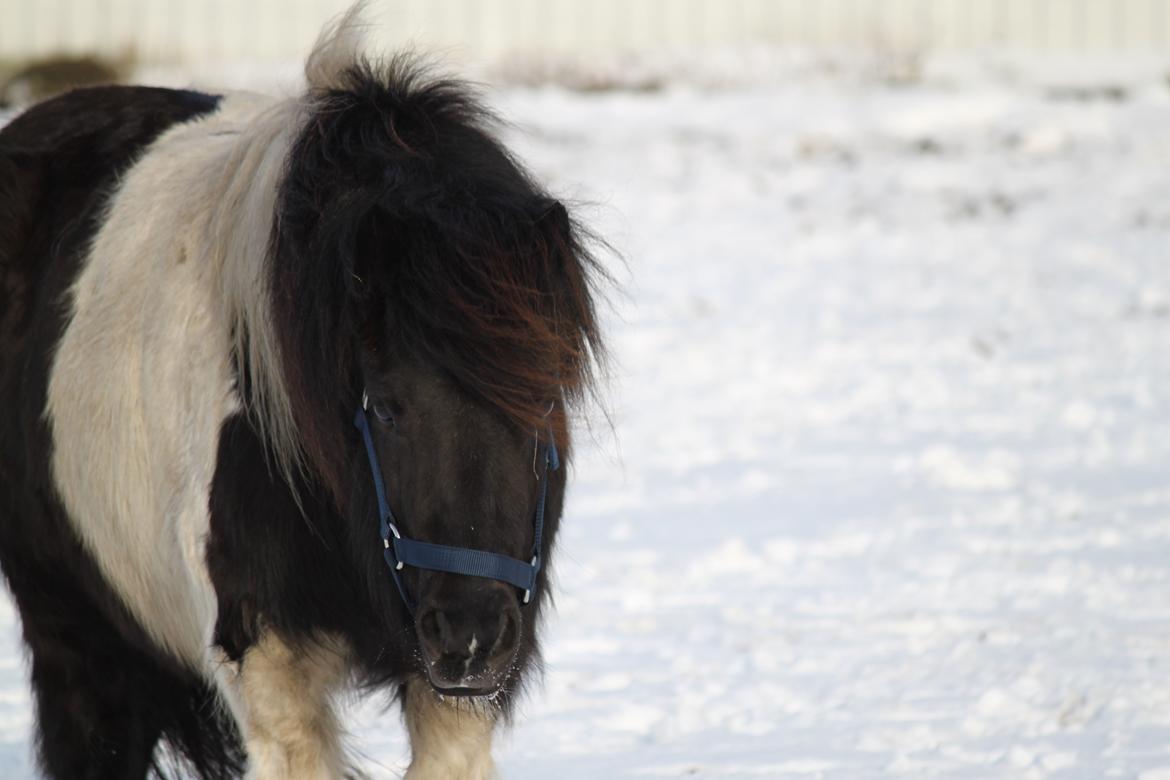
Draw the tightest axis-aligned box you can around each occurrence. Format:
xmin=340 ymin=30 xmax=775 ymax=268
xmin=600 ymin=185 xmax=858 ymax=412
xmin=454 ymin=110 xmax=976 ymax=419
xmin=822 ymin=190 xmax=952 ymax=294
xmin=0 ymin=10 xmax=604 ymax=779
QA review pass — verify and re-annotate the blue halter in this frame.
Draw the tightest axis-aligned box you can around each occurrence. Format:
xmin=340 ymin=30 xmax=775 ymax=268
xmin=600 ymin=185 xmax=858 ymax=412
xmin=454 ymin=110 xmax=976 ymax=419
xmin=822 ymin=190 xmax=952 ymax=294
xmin=353 ymin=391 xmax=559 ymax=613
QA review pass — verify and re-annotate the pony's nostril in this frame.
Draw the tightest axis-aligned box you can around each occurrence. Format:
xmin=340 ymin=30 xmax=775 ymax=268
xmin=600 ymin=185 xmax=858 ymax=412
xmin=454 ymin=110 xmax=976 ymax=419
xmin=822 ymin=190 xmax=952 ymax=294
xmin=417 ymin=608 xmax=449 ymax=658
xmin=491 ymin=608 xmax=519 ymax=660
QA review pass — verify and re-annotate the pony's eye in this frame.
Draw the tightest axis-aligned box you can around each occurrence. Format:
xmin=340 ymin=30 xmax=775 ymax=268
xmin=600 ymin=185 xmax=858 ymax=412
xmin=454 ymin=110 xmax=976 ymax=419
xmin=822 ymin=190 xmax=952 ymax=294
xmin=371 ymin=401 xmax=395 ymax=425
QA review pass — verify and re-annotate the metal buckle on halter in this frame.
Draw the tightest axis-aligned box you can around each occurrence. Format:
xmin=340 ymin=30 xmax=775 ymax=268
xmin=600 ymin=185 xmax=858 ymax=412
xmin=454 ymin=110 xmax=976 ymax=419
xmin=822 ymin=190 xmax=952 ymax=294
xmin=362 ymin=390 xmax=369 ymax=410
xmin=385 ymin=522 xmax=404 ymax=570
xmin=522 ymin=555 xmax=539 ymax=604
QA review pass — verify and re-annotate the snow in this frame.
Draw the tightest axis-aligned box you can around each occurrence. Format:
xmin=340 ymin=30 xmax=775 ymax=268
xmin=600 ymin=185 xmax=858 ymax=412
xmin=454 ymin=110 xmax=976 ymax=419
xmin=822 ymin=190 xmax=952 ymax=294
xmin=3 ymin=51 xmax=1170 ymax=777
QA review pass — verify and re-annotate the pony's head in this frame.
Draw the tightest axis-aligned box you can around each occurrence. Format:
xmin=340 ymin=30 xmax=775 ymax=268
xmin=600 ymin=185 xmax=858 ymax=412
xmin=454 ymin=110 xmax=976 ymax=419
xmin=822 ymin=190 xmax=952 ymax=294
xmin=241 ymin=29 xmax=604 ymax=698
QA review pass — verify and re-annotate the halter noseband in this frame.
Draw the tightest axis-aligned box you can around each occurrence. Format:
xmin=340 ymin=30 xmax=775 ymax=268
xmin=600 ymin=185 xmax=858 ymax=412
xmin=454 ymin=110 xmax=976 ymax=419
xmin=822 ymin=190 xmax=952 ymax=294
xmin=353 ymin=391 xmax=559 ymax=613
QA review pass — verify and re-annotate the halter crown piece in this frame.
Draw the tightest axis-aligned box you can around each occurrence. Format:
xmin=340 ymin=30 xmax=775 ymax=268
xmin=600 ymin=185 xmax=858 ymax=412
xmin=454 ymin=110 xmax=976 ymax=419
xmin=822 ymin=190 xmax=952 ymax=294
xmin=354 ymin=390 xmax=559 ymax=613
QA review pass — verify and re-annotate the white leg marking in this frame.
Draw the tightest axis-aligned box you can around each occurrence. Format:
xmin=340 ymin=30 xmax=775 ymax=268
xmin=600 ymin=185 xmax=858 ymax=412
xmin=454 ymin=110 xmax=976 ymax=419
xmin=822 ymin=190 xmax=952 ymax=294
xmin=228 ymin=632 xmax=350 ymax=780
xmin=403 ymin=677 xmax=498 ymax=780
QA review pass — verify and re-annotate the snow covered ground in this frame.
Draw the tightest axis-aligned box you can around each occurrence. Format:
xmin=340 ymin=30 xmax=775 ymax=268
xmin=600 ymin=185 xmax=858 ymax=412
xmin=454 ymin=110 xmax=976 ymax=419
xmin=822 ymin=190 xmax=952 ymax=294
xmin=3 ymin=51 xmax=1170 ymax=778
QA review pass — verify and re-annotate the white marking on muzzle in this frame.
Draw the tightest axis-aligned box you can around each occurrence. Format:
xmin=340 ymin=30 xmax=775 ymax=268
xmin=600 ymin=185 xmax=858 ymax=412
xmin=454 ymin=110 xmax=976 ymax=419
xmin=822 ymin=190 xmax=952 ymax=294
xmin=464 ymin=635 xmax=479 ymax=679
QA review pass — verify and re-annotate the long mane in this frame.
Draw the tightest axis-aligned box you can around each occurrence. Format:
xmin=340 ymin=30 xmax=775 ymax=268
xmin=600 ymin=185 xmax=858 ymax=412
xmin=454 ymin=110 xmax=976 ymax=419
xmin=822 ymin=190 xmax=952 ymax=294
xmin=226 ymin=8 xmax=607 ymax=499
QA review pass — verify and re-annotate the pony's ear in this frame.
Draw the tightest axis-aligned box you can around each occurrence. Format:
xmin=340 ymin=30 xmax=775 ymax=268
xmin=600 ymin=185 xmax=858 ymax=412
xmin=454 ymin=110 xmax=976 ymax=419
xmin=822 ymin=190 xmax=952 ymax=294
xmin=533 ymin=198 xmax=569 ymax=235
xmin=531 ymin=199 xmax=576 ymax=290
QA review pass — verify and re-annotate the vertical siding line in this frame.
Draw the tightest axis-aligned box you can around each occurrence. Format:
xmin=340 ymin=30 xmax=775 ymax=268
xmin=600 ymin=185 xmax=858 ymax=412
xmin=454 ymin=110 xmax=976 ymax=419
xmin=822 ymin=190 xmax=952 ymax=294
xmin=1075 ymin=0 xmax=1086 ymax=51
xmin=1112 ymin=0 xmax=1123 ymax=50
xmin=1042 ymin=0 xmax=1052 ymax=53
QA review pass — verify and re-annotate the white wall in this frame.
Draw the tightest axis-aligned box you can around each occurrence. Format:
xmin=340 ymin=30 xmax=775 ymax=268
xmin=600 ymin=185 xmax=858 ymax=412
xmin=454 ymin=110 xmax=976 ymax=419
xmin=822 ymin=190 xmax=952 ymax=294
xmin=2 ymin=0 xmax=1169 ymax=65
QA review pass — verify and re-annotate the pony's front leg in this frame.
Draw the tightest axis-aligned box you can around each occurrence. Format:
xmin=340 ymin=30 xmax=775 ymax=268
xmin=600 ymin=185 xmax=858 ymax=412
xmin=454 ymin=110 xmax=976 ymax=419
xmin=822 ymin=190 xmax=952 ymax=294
xmin=232 ymin=632 xmax=350 ymax=779
xmin=403 ymin=677 xmax=498 ymax=779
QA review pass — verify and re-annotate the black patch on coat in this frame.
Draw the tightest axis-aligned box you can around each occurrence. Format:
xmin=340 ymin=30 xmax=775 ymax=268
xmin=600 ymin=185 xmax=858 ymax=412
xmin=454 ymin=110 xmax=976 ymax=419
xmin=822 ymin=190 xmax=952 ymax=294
xmin=207 ymin=412 xmax=416 ymax=680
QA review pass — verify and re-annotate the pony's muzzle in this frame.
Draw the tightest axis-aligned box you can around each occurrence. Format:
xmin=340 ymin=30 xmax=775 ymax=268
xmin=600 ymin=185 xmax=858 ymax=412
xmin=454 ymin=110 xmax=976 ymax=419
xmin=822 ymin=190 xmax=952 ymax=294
xmin=415 ymin=580 xmax=521 ymax=695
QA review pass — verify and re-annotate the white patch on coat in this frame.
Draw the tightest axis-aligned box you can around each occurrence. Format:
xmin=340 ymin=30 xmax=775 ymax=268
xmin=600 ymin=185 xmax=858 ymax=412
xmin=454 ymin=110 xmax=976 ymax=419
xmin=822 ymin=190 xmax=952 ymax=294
xmin=403 ymin=677 xmax=498 ymax=780
xmin=45 ymin=88 xmax=300 ymax=668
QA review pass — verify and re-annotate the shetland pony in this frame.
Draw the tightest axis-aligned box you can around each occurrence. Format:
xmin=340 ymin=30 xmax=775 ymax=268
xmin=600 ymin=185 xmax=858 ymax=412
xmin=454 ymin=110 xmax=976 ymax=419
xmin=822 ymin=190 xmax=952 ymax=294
xmin=0 ymin=11 xmax=603 ymax=779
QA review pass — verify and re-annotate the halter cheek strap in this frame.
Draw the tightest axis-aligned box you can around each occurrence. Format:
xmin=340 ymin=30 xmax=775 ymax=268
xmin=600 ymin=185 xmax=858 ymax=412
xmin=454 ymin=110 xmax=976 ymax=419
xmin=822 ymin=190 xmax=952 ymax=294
xmin=353 ymin=393 xmax=559 ymax=614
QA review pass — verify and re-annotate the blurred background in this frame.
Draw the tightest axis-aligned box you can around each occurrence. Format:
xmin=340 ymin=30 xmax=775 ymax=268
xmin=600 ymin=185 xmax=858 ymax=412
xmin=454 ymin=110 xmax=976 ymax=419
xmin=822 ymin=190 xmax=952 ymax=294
xmin=2 ymin=1 xmax=1170 ymax=778
xmin=4 ymin=0 xmax=1170 ymax=100
xmin=4 ymin=0 xmax=1170 ymax=65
